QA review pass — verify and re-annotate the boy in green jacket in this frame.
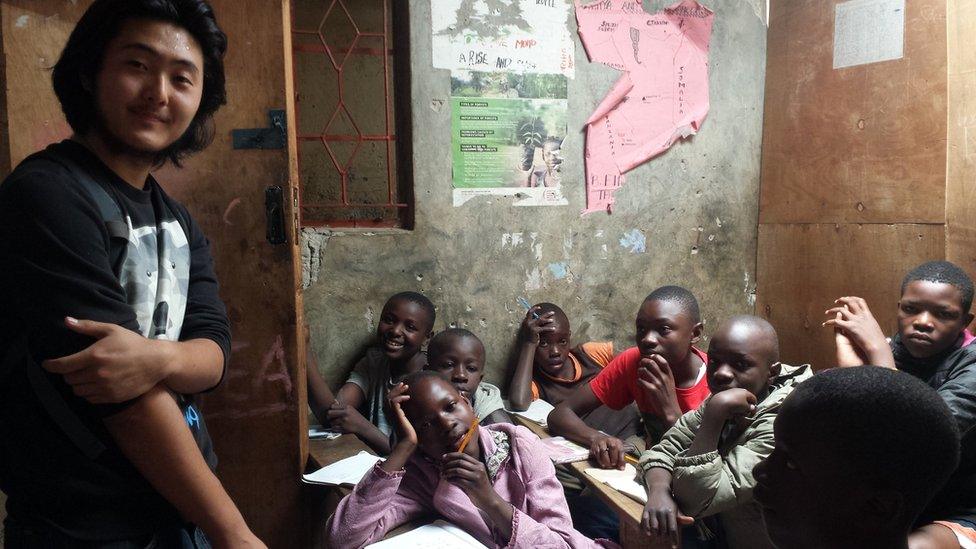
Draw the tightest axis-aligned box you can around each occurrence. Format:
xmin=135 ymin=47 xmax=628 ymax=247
xmin=639 ymin=315 xmax=812 ymax=549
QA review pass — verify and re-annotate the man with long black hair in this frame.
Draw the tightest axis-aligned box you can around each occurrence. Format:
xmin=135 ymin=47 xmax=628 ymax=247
xmin=0 ymin=1 xmax=263 ymax=547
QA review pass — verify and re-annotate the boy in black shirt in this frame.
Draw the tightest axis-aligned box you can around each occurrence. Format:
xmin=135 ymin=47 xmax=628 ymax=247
xmin=0 ymin=1 xmax=262 ymax=546
xmin=824 ymin=261 xmax=976 ymax=549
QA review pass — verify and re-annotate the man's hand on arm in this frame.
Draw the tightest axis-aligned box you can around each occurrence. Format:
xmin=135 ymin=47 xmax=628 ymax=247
xmin=41 ymin=317 xmax=223 ymax=404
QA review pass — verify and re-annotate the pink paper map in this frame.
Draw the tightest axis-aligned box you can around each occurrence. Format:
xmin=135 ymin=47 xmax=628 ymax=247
xmin=575 ymin=0 xmax=714 ymax=215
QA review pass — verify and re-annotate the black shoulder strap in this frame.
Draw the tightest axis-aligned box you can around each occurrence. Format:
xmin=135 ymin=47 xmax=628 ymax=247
xmin=48 ymin=154 xmax=130 ymax=274
xmin=0 ymin=152 xmax=131 ymax=461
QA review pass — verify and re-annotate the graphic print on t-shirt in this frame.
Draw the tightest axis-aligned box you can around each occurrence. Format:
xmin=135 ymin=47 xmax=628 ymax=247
xmin=118 ymin=218 xmax=190 ymax=341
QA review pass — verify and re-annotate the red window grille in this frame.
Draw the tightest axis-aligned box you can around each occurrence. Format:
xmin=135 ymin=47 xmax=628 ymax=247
xmin=291 ymin=0 xmax=413 ymax=228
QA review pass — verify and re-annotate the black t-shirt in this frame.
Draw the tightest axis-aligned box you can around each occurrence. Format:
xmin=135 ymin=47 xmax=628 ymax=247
xmin=0 ymin=140 xmax=231 ymax=540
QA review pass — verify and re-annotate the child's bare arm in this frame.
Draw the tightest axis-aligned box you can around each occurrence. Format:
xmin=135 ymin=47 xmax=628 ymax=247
xmin=482 ymin=409 xmax=513 ymax=425
xmin=642 ymin=467 xmax=692 ymax=543
xmin=325 ymin=396 xmax=392 ymax=454
xmin=104 ymin=385 xmax=263 ymax=549
xmin=305 ymin=346 xmax=336 ymax=426
xmin=351 ymin=418 xmax=393 ymax=455
xmin=508 ymin=308 xmax=555 ymax=411
xmin=547 ymin=385 xmax=626 ymax=469
xmin=824 ymin=297 xmax=896 ymax=369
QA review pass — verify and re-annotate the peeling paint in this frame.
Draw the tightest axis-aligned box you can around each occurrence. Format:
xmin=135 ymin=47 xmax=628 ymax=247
xmin=502 ymin=232 xmax=524 ymax=248
xmin=529 ymin=232 xmax=542 ymax=261
xmin=619 ymin=229 xmax=646 ymax=254
xmin=365 ymin=306 xmax=375 ymax=333
xmin=525 ymin=267 xmax=543 ymax=292
xmin=301 ymin=228 xmax=331 ymax=289
xmin=548 ymin=261 xmax=570 ymax=280
xmin=744 ymin=272 xmax=757 ymax=306
xmin=15 ymin=15 xmax=29 ymax=28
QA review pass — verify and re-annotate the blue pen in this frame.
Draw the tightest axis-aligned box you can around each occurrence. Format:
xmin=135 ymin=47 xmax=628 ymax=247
xmin=517 ymin=297 xmax=540 ymax=319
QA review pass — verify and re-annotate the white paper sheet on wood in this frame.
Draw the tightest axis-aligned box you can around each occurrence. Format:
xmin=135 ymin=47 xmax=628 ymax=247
xmin=833 ymin=0 xmax=905 ymax=69
xmin=584 ymin=463 xmax=648 ymax=504
xmin=507 ymin=398 xmax=555 ymax=426
xmin=366 ymin=520 xmax=488 ymax=548
xmin=302 ymin=451 xmax=382 ymax=487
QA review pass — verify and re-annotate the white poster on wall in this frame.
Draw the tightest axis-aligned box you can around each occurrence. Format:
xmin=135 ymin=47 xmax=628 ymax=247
xmin=431 ymin=0 xmax=575 ymax=77
xmin=833 ymin=0 xmax=905 ymax=69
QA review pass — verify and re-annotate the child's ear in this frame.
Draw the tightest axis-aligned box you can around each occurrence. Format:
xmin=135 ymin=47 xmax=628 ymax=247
xmin=690 ymin=322 xmax=704 ymax=344
xmin=965 ymin=311 xmax=975 ymax=328
xmin=768 ymin=361 xmax=782 ymax=380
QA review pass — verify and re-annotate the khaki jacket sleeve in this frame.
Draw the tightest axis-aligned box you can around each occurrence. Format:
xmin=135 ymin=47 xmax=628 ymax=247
xmin=639 ymin=405 xmax=705 ymax=476
xmin=669 ymin=411 xmax=775 ymax=518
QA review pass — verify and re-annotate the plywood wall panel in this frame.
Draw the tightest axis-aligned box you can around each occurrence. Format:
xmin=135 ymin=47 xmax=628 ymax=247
xmin=946 ymin=0 xmax=976 ymax=282
xmin=760 ymin=0 xmax=947 ymax=225
xmin=756 ymin=223 xmax=944 ymax=371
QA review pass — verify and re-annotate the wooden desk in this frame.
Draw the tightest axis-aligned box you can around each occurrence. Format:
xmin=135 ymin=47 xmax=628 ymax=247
xmin=306 ymin=435 xmax=430 ymax=546
xmin=513 ymin=416 xmax=672 ymax=549
xmin=308 ymin=433 xmax=373 ymax=469
xmin=306 ymin=434 xmax=373 ymax=548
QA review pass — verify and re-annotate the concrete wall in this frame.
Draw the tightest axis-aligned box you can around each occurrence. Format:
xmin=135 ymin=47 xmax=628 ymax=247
xmin=304 ymin=0 xmax=769 ymax=391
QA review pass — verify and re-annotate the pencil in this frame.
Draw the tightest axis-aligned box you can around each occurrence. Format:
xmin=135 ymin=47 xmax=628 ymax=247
xmin=624 ymin=453 xmax=640 ymax=466
xmin=457 ymin=418 xmax=480 ymax=453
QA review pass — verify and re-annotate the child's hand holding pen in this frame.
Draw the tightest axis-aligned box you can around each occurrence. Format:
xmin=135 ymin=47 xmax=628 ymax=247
xmin=517 ymin=298 xmax=556 ymax=345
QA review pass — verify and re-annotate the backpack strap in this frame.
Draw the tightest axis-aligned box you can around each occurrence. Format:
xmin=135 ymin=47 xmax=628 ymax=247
xmin=49 ymin=154 xmax=130 ymax=275
xmin=2 ymin=153 xmax=131 ymax=461
xmin=1 ymin=334 xmax=107 ymax=460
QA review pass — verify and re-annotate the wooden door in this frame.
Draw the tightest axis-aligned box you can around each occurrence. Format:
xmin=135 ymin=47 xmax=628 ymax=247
xmin=756 ymin=0 xmax=948 ymax=370
xmin=0 ymin=2 xmax=307 ymax=547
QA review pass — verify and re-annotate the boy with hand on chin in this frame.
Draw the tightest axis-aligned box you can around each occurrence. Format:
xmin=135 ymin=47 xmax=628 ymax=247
xmin=307 ymin=291 xmax=435 ymax=454
xmin=641 ymin=316 xmax=812 ymax=549
xmin=824 ymin=261 xmax=976 ymax=549
xmin=547 ymin=286 xmax=710 ymax=470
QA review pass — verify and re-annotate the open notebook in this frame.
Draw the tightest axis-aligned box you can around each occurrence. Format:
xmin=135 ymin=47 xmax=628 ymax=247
xmin=583 ymin=463 xmax=648 ymax=505
xmin=366 ymin=520 xmax=488 ymax=548
xmin=507 ymin=399 xmax=555 ymax=426
xmin=302 ymin=451 xmax=383 ymax=487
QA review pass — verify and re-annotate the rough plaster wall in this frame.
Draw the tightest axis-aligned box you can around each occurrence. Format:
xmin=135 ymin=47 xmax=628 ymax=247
xmin=303 ymin=0 xmax=767 ymax=391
